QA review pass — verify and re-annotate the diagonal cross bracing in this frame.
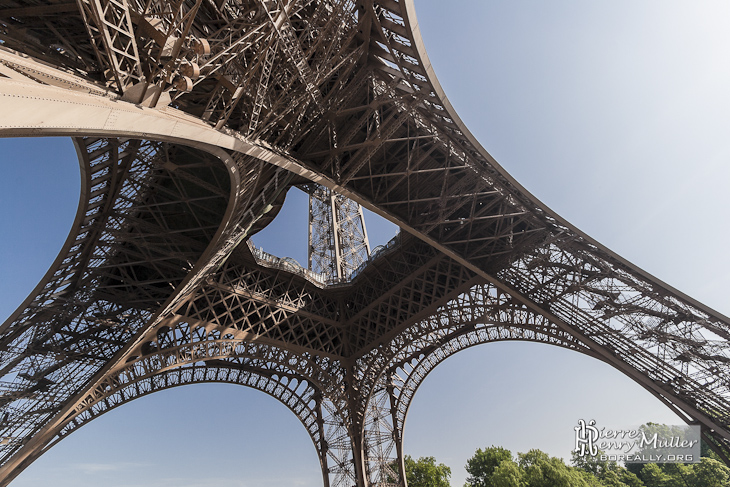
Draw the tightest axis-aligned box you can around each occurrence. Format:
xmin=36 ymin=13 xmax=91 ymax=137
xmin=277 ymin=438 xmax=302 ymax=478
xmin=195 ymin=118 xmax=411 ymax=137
xmin=0 ymin=0 xmax=729 ymax=485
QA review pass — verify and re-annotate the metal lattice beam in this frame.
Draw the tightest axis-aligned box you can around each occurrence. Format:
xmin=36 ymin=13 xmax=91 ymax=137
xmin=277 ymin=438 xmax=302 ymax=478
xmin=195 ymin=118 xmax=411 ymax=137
xmin=1 ymin=0 xmax=730 ymax=485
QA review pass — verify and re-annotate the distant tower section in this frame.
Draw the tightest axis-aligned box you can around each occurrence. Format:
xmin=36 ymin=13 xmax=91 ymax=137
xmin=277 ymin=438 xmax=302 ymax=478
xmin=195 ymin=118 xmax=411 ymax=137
xmin=306 ymin=184 xmax=371 ymax=281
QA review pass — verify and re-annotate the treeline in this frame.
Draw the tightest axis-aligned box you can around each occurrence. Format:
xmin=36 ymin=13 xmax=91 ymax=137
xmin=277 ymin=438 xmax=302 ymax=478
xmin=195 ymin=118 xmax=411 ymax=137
xmin=402 ymin=445 xmax=730 ymax=487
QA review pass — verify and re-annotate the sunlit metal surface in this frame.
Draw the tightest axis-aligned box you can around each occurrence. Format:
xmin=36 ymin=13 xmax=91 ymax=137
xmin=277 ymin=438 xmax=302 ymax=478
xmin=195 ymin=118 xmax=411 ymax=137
xmin=1 ymin=1 xmax=729 ymax=486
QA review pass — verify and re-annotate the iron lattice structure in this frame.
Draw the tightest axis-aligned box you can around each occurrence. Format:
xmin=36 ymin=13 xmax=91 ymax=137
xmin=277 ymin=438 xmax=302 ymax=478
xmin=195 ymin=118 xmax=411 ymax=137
xmin=0 ymin=1 xmax=729 ymax=486
xmin=306 ymin=183 xmax=371 ymax=281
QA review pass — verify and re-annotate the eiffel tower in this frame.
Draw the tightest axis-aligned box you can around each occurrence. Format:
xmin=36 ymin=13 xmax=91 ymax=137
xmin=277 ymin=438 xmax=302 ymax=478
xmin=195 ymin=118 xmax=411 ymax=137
xmin=0 ymin=1 xmax=729 ymax=486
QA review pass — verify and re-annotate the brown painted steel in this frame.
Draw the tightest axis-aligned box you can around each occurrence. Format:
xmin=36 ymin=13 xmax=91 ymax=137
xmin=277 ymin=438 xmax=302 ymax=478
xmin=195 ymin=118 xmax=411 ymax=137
xmin=1 ymin=1 xmax=729 ymax=486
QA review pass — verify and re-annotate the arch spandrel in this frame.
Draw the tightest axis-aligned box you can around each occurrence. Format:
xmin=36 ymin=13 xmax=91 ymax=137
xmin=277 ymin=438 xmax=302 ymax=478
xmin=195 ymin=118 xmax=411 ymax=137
xmin=352 ymin=282 xmax=590 ymax=487
xmin=0 ymin=129 xmax=301 ymax=482
xmin=1 ymin=0 xmax=730 ymax=485
xmin=6 ymin=314 xmax=361 ymax=487
xmin=0 ymin=136 xmax=242 ymax=466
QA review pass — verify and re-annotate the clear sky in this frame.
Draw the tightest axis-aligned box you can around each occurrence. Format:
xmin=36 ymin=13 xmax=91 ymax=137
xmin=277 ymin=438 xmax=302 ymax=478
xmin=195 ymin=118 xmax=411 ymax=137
xmin=1 ymin=1 xmax=730 ymax=486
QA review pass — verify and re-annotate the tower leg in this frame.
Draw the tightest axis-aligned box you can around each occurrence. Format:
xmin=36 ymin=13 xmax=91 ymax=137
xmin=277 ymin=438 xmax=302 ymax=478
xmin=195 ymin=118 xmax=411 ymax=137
xmin=317 ymin=365 xmax=406 ymax=487
xmin=388 ymin=385 xmax=407 ymax=487
xmin=317 ymin=397 xmax=359 ymax=487
xmin=362 ymin=383 xmax=405 ymax=487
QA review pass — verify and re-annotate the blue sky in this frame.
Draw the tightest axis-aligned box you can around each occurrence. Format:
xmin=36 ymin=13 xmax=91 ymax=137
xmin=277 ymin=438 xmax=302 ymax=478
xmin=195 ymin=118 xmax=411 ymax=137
xmin=1 ymin=1 xmax=730 ymax=486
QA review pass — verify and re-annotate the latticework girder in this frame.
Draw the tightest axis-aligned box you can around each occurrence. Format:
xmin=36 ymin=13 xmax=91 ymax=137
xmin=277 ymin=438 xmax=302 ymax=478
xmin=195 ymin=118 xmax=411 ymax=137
xmin=1 ymin=0 xmax=730 ymax=485
xmin=306 ymin=183 xmax=371 ymax=281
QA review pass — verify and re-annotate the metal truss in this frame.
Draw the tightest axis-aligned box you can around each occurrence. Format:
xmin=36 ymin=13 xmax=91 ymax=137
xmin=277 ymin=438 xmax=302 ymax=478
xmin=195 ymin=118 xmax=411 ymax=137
xmin=1 ymin=0 xmax=730 ymax=485
xmin=306 ymin=183 xmax=371 ymax=281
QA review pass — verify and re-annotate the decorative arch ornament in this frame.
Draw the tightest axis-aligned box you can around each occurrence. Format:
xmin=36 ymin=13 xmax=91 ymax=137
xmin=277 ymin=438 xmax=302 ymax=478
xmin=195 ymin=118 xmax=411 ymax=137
xmin=1 ymin=0 xmax=730 ymax=486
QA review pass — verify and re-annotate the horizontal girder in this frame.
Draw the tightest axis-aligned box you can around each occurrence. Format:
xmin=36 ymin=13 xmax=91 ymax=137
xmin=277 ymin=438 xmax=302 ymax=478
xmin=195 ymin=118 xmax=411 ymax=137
xmin=1 ymin=0 xmax=730 ymax=484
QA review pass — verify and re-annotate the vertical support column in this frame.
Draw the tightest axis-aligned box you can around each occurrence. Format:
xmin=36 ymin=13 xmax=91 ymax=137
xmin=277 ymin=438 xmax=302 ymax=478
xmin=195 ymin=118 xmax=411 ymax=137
xmin=306 ymin=184 xmax=370 ymax=282
xmin=387 ymin=384 xmax=407 ymax=487
xmin=308 ymin=184 xmax=334 ymax=275
xmin=308 ymin=189 xmax=315 ymax=272
xmin=362 ymin=383 xmax=404 ymax=487
xmin=330 ymin=191 xmax=344 ymax=280
xmin=314 ymin=395 xmax=332 ymax=487
xmin=351 ymin=425 xmax=369 ymax=487
xmin=318 ymin=394 xmax=361 ymax=487
xmin=346 ymin=363 xmax=369 ymax=487
xmin=313 ymin=364 xmax=405 ymax=487
xmin=356 ymin=203 xmax=371 ymax=256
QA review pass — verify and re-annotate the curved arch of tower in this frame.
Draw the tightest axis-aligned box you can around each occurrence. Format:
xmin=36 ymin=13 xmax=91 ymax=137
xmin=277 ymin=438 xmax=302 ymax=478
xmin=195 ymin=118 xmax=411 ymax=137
xmin=1 ymin=1 xmax=729 ymax=486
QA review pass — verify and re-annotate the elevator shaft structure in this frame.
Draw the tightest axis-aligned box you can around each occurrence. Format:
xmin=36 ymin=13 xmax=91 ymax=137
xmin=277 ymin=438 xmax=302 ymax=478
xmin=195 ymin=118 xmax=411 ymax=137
xmin=1 ymin=1 xmax=730 ymax=486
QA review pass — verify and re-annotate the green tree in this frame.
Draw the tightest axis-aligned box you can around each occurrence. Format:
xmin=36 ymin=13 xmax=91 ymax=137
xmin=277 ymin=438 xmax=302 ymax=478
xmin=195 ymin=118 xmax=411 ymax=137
xmin=402 ymin=455 xmax=452 ymax=487
xmin=491 ymin=459 xmax=525 ymax=487
xmin=699 ymin=442 xmax=725 ymax=464
xmin=597 ymin=468 xmax=643 ymax=487
xmin=465 ymin=446 xmax=513 ymax=487
xmin=572 ymin=451 xmax=644 ymax=487
xmin=688 ymin=457 xmax=730 ymax=487
xmin=626 ymin=423 xmax=702 ymax=478
xmin=638 ymin=463 xmax=679 ymax=487
xmin=463 ymin=443 xmax=730 ymax=487
xmin=635 ymin=459 xmax=730 ymax=487
xmin=517 ymin=449 xmax=590 ymax=487
xmin=572 ymin=451 xmax=608 ymax=477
